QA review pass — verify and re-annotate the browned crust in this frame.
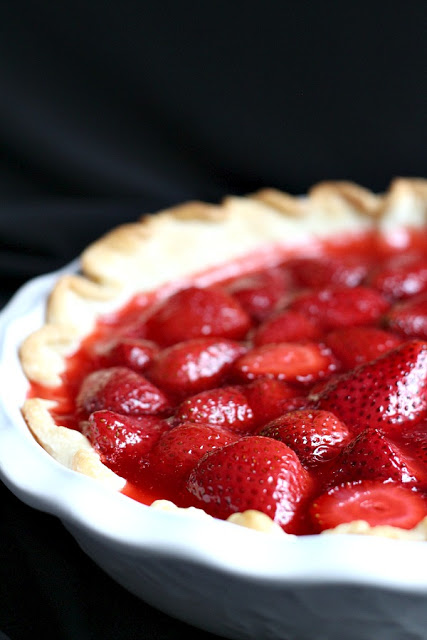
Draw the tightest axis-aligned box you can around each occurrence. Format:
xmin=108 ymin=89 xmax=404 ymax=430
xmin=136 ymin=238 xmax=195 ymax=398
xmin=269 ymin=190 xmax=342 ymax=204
xmin=18 ymin=179 xmax=427 ymax=506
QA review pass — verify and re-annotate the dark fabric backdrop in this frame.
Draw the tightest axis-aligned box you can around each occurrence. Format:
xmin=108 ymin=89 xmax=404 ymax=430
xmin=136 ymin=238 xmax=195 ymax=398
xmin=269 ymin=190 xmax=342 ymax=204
xmin=0 ymin=2 xmax=426 ymax=638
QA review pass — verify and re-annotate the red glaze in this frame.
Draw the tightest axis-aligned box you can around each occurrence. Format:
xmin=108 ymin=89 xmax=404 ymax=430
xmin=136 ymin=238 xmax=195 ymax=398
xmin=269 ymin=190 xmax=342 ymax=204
xmin=28 ymin=229 xmax=427 ymax=533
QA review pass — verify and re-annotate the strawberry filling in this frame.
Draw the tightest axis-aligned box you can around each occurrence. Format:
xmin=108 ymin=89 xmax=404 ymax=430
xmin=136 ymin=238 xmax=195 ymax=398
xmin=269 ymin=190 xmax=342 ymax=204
xmin=29 ymin=229 xmax=427 ymax=534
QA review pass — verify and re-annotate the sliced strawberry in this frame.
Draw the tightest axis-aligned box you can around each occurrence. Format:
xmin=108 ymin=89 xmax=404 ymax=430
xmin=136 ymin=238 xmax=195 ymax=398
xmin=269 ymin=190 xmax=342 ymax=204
xmin=82 ymin=410 xmax=170 ymax=481
xmin=385 ymin=292 xmax=427 ymax=340
xmin=150 ymin=422 xmax=238 ymax=485
xmin=330 ymin=427 xmax=427 ymax=486
xmin=259 ymin=410 xmax=351 ymax=467
xmin=325 ymin=326 xmax=402 ymax=370
xmin=310 ymin=480 xmax=427 ymax=531
xmin=289 ymin=255 xmax=369 ymax=289
xmin=145 ymin=286 xmax=251 ymax=346
xmin=289 ymin=285 xmax=390 ymax=331
xmin=367 ymin=252 xmax=427 ymax=300
xmin=242 ymin=378 xmax=304 ymax=427
xmin=225 ymin=267 xmax=290 ymax=322
xmin=76 ymin=367 xmax=170 ymax=417
xmin=253 ymin=309 xmax=322 ymax=346
xmin=312 ymin=340 xmax=427 ymax=434
xmin=175 ymin=386 xmax=256 ymax=433
xmin=146 ymin=338 xmax=247 ymax=399
xmin=234 ymin=342 xmax=337 ymax=384
xmin=93 ymin=337 xmax=159 ymax=372
xmin=186 ymin=435 xmax=313 ymax=533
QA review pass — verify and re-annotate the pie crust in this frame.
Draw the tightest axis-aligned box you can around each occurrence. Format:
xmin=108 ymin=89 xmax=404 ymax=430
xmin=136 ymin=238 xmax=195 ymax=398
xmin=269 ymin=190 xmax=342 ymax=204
xmin=19 ymin=178 xmax=427 ymax=535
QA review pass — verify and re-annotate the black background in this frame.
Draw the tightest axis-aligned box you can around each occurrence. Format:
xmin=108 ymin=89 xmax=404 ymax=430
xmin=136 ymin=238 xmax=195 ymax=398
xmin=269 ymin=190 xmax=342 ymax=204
xmin=0 ymin=2 xmax=426 ymax=638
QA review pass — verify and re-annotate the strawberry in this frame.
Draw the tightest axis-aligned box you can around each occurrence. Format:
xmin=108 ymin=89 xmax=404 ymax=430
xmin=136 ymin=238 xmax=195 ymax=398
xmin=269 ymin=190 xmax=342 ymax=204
xmin=329 ymin=427 xmax=427 ymax=486
xmin=325 ymin=326 xmax=402 ymax=370
xmin=145 ymin=286 xmax=251 ymax=346
xmin=82 ymin=410 xmax=170 ymax=481
xmin=312 ymin=340 xmax=427 ymax=434
xmin=76 ymin=367 xmax=170 ymax=417
xmin=146 ymin=338 xmax=247 ymax=399
xmin=397 ymin=420 xmax=427 ymax=469
xmin=259 ymin=410 xmax=351 ymax=467
xmin=234 ymin=342 xmax=337 ymax=384
xmin=175 ymin=386 xmax=256 ymax=433
xmin=289 ymin=255 xmax=369 ymax=289
xmin=385 ymin=292 xmax=427 ymax=340
xmin=242 ymin=378 xmax=305 ymax=427
xmin=150 ymin=422 xmax=238 ymax=485
xmin=93 ymin=337 xmax=159 ymax=372
xmin=310 ymin=480 xmax=427 ymax=531
xmin=289 ymin=285 xmax=390 ymax=331
xmin=225 ymin=267 xmax=290 ymax=322
xmin=253 ymin=309 xmax=321 ymax=346
xmin=186 ymin=435 xmax=313 ymax=533
xmin=367 ymin=251 xmax=427 ymax=301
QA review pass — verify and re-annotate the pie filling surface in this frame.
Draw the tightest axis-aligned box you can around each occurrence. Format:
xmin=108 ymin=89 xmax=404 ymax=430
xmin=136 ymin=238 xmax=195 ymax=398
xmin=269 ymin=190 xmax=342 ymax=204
xmin=23 ymin=201 xmax=427 ymax=536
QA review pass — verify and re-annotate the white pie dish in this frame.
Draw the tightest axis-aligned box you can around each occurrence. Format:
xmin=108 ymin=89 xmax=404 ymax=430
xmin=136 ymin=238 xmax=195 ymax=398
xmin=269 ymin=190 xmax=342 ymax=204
xmin=1 ymin=264 xmax=427 ymax=640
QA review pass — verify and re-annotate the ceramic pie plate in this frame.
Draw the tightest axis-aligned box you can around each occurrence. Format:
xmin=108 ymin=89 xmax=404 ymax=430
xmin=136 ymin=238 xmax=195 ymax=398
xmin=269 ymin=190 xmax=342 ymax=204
xmin=1 ymin=183 xmax=427 ymax=640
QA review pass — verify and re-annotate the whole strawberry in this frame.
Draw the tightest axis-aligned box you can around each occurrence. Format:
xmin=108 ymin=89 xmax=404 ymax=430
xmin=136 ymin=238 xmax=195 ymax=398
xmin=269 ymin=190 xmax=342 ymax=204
xmin=186 ymin=435 xmax=313 ymax=533
xmin=175 ymin=386 xmax=256 ymax=433
xmin=311 ymin=340 xmax=427 ymax=434
xmin=76 ymin=366 xmax=170 ymax=417
xmin=225 ymin=267 xmax=290 ymax=322
xmin=145 ymin=286 xmax=251 ymax=346
xmin=242 ymin=378 xmax=305 ymax=427
xmin=385 ymin=292 xmax=427 ymax=340
xmin=253 ymin=309 xmax=321 ymax=346
xmin=93 ymin=337 xmax=159 ymax=372
xmin=82 ymin=410 xmax=170 ymax=481
xmin=329 ymin=426 xmax=427 ymax=487
xmin=147 ymin=338 xmax=246 ymax=399
xmin=324 ymin=326 xmax=402 ymax=370
xmin=289 ymin=285 xmax=390 ymax=331
xmin=367 ymin=251 xmax=427 ymax=301
xmin=150 ymin=422 xmax=238 ymax=486
xmin=289 ymin=255 xmax=369 ymax=289
xmin=259 ymin=410 xmax=351 ymax=467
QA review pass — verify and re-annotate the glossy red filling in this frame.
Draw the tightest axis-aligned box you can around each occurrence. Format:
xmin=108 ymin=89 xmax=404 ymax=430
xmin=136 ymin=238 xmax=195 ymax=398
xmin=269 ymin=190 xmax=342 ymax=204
xmin=29 ymin=229 xmax=427 ymax=534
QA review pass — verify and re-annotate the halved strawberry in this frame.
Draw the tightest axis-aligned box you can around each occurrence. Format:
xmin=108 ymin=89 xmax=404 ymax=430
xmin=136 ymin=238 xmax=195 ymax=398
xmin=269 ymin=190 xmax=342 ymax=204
xmin=367 ymin=251 xmax=427 ymax=300
xmin=312 ymin=340 xmax=427 ymax=434
xmin=82 ymin=410 xmax=170 ymax=480
xmin=385 ymin=292 xmax=427 ymax=340
xmin=93 ymin=337 xmax=159 ymax=372
xmin=186 ymin=435 xmax=313 ymax=533
xmin=289 ymin=255 xmax=369 ymax=289
xmin=175 ymin=386 xmax=256 ymax=433
xmin=329 ymin=427 xmax=427 ymax=486
xmin=150 ymin=422 xmax=238 ymax=485
xmin=234 ymin=342 xmax=337 ymax=384
xmin=146 ymin=338 xmax=247 ymax=399
xmin=325 ymin=326 xmax=402 ymax=370
xmin=225 ymin=267 xmax=290 ymax=322
xmin=310 ymin=480 xmax=427 ymax=531
xmin=289 ymin=285 xmax=390 ymax=331
xmin=259 ymin=410 xmax=351 ymax=467
xmin=76 ymin=367 xmax=170 ymax=417
xmin=145 ymin=286 xmax=251 ymax=346
xmin=242 ymin=378 xmax=304 ymax=427
xmin=253 ymin=309 xmax=321 ymax=346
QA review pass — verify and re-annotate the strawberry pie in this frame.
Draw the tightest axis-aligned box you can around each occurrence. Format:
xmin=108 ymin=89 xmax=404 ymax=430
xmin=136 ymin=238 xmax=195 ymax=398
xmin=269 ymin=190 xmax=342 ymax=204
xmin=20 ymin=179 xmax=427 ymax=538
